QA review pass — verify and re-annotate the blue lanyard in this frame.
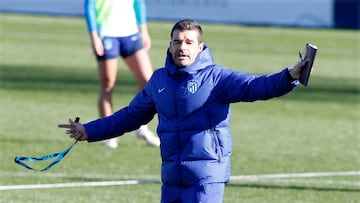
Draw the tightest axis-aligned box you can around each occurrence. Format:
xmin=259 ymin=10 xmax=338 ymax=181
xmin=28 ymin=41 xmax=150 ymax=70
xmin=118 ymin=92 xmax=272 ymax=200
xmin=14 ymin=140 xmax=78 ymax=171
xmin=14 ymin=117 xmax=80 ymax=171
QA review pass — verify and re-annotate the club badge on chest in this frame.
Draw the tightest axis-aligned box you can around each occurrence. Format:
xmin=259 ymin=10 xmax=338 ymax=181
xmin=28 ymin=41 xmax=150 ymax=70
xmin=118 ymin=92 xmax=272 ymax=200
xmin=187 ymin=80 xmax=199 ymax=94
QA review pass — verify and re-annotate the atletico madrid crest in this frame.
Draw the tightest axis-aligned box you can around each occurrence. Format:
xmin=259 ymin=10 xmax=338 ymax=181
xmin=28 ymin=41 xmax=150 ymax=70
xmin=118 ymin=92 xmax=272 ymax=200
xmin=187 ymin=80 xmax=199 ymax=94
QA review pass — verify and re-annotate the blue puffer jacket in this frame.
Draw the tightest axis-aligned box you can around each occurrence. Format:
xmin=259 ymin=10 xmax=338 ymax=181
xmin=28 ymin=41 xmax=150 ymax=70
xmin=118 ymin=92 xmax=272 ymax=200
xmin=84 ymin=45 xmax=297 ymax=186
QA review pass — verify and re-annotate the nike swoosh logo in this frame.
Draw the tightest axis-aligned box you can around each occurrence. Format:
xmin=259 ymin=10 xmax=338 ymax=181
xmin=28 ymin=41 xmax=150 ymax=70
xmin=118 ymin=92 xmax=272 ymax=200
xmin=158 ymin=87 xmax=166 ymax=93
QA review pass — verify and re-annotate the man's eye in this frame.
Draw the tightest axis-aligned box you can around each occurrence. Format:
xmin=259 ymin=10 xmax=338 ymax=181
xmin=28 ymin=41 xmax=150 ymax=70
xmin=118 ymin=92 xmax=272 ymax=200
xmin=185 ymin=40 xmax=194 ymax=45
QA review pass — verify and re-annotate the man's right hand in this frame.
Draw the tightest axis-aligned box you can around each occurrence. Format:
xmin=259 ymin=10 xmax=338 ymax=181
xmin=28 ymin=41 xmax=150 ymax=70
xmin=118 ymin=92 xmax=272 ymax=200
xmin=58 ymin=118 xmax=88 ymax=141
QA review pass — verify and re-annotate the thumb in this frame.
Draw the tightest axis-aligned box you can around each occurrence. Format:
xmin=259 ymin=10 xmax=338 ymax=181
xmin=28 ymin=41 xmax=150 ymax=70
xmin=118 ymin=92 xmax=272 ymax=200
xmin=69 ymin=118 xmax=80 ymax=126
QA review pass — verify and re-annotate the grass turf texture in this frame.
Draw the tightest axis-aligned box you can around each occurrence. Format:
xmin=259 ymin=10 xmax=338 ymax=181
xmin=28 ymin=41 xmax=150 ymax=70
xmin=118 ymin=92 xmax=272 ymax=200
xmin=0 ymin=13 xmax=359 ymax=203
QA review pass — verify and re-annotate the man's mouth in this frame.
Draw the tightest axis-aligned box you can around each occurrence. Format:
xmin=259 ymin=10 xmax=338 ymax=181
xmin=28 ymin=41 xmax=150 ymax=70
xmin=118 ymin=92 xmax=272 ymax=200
xmin=177 ymin=53 xmax=188 ymax=59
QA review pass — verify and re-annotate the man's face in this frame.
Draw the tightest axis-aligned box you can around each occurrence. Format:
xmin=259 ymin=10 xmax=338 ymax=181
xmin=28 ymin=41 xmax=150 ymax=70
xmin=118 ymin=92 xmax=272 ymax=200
xmin=169 ymin=30 xmax=204 ymax=68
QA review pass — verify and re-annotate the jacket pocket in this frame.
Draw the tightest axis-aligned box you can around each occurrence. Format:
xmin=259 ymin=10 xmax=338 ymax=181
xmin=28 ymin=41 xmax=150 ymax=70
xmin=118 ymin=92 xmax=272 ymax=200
xmin=210 ymin=128 xmax=223 ymax=162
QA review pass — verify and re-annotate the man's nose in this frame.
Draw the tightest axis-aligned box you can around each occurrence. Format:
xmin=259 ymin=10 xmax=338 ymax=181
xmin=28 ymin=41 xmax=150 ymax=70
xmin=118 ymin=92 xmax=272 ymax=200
xmin=179 ymin=41 xmax=188 ymax=49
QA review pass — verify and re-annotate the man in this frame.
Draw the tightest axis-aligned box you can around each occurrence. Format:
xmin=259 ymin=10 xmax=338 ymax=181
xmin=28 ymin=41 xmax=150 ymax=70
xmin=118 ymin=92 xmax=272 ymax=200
xmin=59 ymin=19 xmax=308 ymax=202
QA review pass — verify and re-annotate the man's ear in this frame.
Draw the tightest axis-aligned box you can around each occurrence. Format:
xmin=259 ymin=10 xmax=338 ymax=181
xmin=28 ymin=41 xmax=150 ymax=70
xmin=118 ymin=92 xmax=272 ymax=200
xmin=168 ymin=41 xmax=172 ymax=53
xmin=199 ymin=42 xmax=204 ymax=51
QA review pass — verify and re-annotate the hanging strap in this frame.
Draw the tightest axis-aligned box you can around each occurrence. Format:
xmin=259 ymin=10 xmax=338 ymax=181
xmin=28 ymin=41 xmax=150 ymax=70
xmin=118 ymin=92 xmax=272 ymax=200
xmin=14 ymin=117 xmax=80 ymax=171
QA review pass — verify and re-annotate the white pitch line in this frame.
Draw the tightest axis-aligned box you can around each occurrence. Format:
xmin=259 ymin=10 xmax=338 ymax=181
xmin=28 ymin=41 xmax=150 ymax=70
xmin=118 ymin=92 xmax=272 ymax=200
xmin=230 ymin=171 xmax=360 ymax=181
xmin=0 ymin=178 xmax=359 ymax=191
xmin=0 ymin=171 xmax=160 ymax=180
xmin=0 ymin=180 xmax=141 ymax=191
xmin=0 ymin=171 xmax=359 ymax=191
xmin=250 ymin=179 xmax=360 ymax=187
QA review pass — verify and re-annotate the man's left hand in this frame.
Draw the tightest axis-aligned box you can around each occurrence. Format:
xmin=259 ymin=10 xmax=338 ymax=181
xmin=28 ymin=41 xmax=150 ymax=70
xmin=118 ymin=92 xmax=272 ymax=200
xmin=289 ymin=59 xmax=308 ymax=80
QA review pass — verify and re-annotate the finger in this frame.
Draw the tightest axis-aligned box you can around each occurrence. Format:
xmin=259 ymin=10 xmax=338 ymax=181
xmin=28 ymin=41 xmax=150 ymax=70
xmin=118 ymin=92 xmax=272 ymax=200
xmin=301 ymin=60 xmax=308 ymax=68
xmin=75 ymin=132 xmax=82 ymax=140
xmin=69 ymin=118 xmax=79 ymax=128
xmin=69 ymin=134 xmax=77 ymax=139
xmin=58 ymin=124 xmax=73 ymax=129
xmin=71 ymin=130 xmax=82 ymax=140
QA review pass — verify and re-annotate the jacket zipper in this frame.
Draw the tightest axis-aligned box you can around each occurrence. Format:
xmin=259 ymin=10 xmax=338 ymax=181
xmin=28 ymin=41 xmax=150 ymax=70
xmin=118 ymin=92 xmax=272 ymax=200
xmin=175 ymin=77 xmax=183 ymax=185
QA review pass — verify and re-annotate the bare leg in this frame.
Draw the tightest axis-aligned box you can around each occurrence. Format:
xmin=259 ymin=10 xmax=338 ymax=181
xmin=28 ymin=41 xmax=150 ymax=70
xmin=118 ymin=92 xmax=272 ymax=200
xmin=124 ymin=49 xmax=153 ymax=91
xmin=98 ymin=58 xmax=119 ymax=148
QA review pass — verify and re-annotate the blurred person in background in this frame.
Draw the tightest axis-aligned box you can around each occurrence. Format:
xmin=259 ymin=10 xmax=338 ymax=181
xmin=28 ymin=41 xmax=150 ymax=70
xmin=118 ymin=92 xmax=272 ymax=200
xmin=85 ymin=0 xmax=160 ymax=148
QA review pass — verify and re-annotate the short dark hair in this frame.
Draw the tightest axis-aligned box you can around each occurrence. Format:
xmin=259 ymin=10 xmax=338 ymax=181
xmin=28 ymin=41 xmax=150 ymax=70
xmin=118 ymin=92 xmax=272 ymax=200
xmin=170 ymin=19 xmax=203 ymax=43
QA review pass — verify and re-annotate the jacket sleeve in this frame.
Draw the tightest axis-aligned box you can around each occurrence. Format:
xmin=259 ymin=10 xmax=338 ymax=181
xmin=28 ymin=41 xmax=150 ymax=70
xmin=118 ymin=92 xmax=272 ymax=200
xmin=84 ymin=87 xmax=156 ymax=142
xmin=219 ymin=67 xmax=298 ymax=103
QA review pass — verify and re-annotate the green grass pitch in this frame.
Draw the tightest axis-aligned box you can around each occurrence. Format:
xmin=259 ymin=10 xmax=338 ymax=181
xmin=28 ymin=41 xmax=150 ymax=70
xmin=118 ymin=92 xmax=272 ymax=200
xmin=0 ymin=13 xmax=359 ymax=203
